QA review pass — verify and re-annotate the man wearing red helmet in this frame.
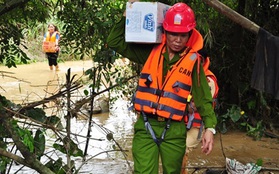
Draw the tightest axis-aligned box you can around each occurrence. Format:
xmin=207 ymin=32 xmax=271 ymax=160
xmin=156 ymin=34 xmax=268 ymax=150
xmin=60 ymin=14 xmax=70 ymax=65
xmin=107 ymin=1 xmax=217 ymax=173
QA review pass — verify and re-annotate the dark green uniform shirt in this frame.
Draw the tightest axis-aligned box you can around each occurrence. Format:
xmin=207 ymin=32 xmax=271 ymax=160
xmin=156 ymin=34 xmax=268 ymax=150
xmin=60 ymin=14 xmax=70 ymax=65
xmin=107 ymin=17 xmax=217 ymax=128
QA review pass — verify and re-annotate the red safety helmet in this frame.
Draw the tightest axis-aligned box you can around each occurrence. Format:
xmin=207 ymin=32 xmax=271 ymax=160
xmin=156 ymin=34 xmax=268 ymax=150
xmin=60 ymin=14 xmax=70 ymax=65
xmin=163 ymin=3 xmax=196 ymax=33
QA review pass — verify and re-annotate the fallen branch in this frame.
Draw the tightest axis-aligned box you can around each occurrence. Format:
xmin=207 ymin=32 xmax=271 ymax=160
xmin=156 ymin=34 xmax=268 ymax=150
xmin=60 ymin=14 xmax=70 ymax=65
xmin=0 ymin=71 xmax=30 ymax=83
xmin=72 ymin=75 xmax=138 ymax=115
xmin=20 ymin=82 xmax=83 ymax=110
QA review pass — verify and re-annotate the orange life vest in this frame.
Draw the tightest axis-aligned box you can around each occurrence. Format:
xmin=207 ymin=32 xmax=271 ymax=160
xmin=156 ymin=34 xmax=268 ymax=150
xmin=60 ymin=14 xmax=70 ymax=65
xmin=134 ymin=29 xmax=204 ymax=121
xmin=42 ymin=31 xmax=58 ymax=53
xmin=185 ymin=57 xmax=219 ymax=128
xmin=203 ymin=56 xmax=219 ymax=100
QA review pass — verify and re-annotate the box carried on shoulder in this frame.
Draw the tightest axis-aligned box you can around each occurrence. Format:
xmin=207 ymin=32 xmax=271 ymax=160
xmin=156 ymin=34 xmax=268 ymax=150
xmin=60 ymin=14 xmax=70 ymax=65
xmin=125 ymin=2 xmax=170 ymax=43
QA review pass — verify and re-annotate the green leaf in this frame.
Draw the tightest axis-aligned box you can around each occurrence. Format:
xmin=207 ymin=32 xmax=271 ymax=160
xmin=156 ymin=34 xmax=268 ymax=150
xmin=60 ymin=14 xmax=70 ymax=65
xmin=256 ymin=158 xmax=263 ymax=166
xmin=0 ymin=156 xmax=11 ymax=172
xmin=17 ymin=128 xmax=34 ymax=152
xmin=34 ymin=129 xmax=45 ymax=160
xmin=45 ymin=158 xmax=64 ymax=173
xmin=45 ymin=115 xmax=62 ymax=126
xmin=45 ymin=116 xmax=64 ymax=130
xmin=25 ymin=108 xmax=47 ymax=123
xmin=53 ymin=138 xmax=83 ymax=157
xmin=84 ymin=89 xmax=89 ymax=96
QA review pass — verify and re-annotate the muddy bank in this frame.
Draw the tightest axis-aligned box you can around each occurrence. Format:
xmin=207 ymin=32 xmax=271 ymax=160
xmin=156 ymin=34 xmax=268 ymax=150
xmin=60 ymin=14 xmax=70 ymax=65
xmin=187 ymin=131 xmax=279 ymax=174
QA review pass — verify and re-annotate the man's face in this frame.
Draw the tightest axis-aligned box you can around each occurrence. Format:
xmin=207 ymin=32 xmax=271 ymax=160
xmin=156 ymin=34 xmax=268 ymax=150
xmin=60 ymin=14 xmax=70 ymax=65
xmin=166 ymin=31 xmax=190 ymax=53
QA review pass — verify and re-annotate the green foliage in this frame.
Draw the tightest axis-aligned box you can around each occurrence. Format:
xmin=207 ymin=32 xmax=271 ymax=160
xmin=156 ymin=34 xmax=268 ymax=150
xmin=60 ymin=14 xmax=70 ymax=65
xmin=12 ymin=120 xmax=35 ymax=152
xmin=45 ymin=115 xmax=64 ymax=129
xmin=83 ymin=89 xmax=89 ymax=96
xmin=0 ymin=138 xmax=10 ymax=173
xmin=0 ymin=94 xmax=65 ymax=172
xmin=256 ymin=158 xmax=263 ymax=167
xmin=218 ymin=105 xmax=265 ymax=140
xmin=45 ymin=157 xmax=75 ymax=174
xmin=218 ymin=105 xmax=244 ymax=133
xmin=53 ymin=138 xmax=83 ymax=157
xmin=0 ymin=155 xmax=10 ymax=173
xmin=0 ymin=40 xmax=30 ymax=68
xmin=34 ymin=129 xmax=46 ymax=160
xmin=0 ymin=0 xmax=49 ymax=66
xmin=0 ymin=94 xmax=20 ymax=110
xmin=57 ymin=0 xmax=125 ymax=61
xmin=25 ymin=108 xmax=47 ymax=122
xmin=241 ymin=120 xmax=265 ymax=140
xmin=85 ymin=66 xmax=103 ymax=91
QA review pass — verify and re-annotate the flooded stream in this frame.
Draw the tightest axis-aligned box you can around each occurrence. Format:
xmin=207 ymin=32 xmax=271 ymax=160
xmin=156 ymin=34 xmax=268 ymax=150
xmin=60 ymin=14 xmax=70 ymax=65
xmin=1 ymin=60 xmax=279 ymax=174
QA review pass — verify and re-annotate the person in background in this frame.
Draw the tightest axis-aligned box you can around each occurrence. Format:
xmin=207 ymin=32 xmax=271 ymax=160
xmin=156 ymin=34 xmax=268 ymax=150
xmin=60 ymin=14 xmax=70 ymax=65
xmin=107 ymin=1 xmax=217 ymax=173
xmin=181 ymin=53 xmax=219 ymax=174
xmin=43 ymin=24 xmax=60 ymax=71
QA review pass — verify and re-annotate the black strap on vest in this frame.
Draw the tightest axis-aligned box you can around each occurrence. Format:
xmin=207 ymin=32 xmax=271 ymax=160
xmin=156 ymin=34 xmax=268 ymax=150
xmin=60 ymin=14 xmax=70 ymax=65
xmin=141 ymin=110 xmax=172 ymax=146
xmin=142 ymin=111 xmax=160 ymax=145
xmin=159 ymin=115 xmax=172 ymax=145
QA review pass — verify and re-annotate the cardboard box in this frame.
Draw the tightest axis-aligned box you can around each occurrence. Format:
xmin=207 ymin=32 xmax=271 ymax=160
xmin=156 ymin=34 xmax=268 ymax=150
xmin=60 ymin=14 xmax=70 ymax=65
xmin=42 ymin=41 xmax=56 ymax=53
xmin=125 ymin=2 xmax=170 ymax=43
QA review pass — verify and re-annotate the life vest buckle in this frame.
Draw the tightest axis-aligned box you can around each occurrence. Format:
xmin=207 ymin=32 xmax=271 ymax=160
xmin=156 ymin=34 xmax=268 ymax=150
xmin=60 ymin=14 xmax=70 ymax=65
xmin=157 ymin=117 xmax=165 ymax=122
xmin=144 ymin=74 xmax=153 ymax=87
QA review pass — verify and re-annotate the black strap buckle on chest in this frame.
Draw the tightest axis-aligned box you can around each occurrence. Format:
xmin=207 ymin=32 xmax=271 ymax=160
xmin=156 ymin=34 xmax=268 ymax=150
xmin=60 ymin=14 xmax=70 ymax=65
xmin=140 ymin=73 xmax=153 ymax=87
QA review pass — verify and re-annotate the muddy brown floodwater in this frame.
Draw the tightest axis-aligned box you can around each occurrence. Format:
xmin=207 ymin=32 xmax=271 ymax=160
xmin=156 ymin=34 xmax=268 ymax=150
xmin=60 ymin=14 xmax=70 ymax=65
xmin=1 ymin=60 xmax=279 ymax=174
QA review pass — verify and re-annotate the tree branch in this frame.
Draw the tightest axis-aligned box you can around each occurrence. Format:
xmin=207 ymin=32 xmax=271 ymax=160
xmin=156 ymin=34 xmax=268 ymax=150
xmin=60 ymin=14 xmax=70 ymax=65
xmin=2 ymin=114 xmax=55 ymax=174
xmin=0 ymin=0 xmax=30 ymax=16
xmin=72 ymin=75 xmax=138 ymax=114
xmin=202 ymin=0 xmax=260 ymax=34
xmin=0 ymin=148 xmax=31 ymax=168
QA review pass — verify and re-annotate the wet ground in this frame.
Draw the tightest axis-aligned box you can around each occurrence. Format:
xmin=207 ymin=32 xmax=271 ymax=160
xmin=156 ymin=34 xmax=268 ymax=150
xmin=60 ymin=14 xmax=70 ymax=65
xmin=187 ymin=131 xmax=279 ymax=173
xmin=1 ymin=60 xmax=279 ymax=174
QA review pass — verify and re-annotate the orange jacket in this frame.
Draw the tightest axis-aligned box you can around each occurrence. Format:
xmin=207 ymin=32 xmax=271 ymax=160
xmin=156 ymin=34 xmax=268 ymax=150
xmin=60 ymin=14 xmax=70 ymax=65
xmin=185 ymin=57 xmax=219 ymax=127
xmin=134 ymin=29 xmax=204 ymax=121
xmin=203 ymin=57 xmax=219 ymax=99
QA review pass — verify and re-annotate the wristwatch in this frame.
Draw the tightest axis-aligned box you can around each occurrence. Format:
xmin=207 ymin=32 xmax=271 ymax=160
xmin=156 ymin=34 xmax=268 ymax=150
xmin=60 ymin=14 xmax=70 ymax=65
xmin=206 ymin=128 xmax=216 ymax=134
